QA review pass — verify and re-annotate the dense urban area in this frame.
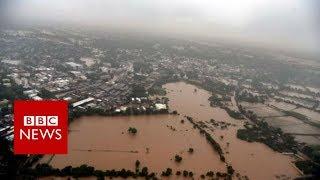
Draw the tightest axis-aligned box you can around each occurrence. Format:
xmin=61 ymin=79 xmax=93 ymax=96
xmin=0 ymin=26 xmax=320 ymax=179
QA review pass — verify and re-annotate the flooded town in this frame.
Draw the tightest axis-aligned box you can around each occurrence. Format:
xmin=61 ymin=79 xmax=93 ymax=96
xmin=1 ymin=26 xmax=319 ymax=179
xmin=38 ymin=82 xmax=301 ymax=179
xmin=1 ymin=1 xmax=320 ymax=179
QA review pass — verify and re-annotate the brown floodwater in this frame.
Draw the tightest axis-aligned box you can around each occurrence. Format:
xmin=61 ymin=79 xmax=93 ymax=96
xmin=41 ymin=82 xmax=299 ymax=179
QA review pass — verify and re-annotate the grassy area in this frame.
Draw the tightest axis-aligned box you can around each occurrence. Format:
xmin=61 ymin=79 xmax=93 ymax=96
xmin=148 ymin=86 xmax=167 ymax=96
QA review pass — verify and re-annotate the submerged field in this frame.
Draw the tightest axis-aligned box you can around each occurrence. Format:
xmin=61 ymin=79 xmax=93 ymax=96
xmin=240 ymin=100 xmax=320 ymax=146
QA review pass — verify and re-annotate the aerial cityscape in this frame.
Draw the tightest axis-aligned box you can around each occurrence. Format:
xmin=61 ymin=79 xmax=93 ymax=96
xmin=0 ymin=0 xmax=319 ymax=179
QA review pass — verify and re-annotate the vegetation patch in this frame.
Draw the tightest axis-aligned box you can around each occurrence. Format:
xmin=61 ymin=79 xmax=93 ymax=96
xmin=186 ymin=116 xmax=226 ymax=162
xmin=295 ymin=160 xmax=320 ymax=176
xmin=174 ymin=155 xmax=182 ymax=163
xmin=148 ymin=86 xmax=167 ymax=96
xmin=237 ymin=106 xmax=298 ymax=153
xmin=128 ymin=127 xmax=138 ymax=134
xmin=208 ymin=95 xmax=243 ymax=119
xmin=22 ymin=163 xmax=158 ymax=179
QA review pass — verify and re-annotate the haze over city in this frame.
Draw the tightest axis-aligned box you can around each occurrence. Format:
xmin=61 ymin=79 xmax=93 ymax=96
xmin=1 ymin=0 xmax=320 ymax=56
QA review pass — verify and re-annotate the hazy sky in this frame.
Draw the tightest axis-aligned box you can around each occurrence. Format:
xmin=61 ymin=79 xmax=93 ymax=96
xmin=1 ymin=0 xmax=319 ymax=54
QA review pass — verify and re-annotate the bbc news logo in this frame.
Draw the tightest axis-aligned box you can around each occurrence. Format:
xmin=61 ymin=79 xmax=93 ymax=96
xmin=14 ymin=100 xmax=68 ymax=154
xmin=21 ymin=116 xmax=62 ymax=140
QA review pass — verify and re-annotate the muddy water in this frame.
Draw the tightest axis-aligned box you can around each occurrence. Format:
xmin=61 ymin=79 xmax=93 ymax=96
xmin=42 ymin=82 xmax=299 ymax=179
xmin=42 ymin=114 xmax=226 ymax=173
xmin=164 ymin=82 xmax=299 ymax=180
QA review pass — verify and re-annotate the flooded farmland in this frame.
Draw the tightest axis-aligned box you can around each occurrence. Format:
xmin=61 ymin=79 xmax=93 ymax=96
xmin=293 ymin=107 xmax=320 ymax=124
xmin=241 ymin=99 xmax=320 ymax=146
xmin=41 ymin=82 xmax=299 ymax=179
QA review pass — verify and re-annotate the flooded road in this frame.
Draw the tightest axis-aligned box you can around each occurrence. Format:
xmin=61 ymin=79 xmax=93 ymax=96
xmin=42 ymin=82 xmax=299 ymax=179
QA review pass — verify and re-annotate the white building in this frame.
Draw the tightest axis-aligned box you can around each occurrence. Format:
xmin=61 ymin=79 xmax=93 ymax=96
xmin=155 ymin=103 xmax=167 ymax=110
xmin=72 ymin=97 xmax=94 ymax=108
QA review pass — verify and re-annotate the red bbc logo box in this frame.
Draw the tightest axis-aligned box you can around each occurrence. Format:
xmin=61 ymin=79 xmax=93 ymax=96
xmin=14 ymin=100 xmax=68 ymax=154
